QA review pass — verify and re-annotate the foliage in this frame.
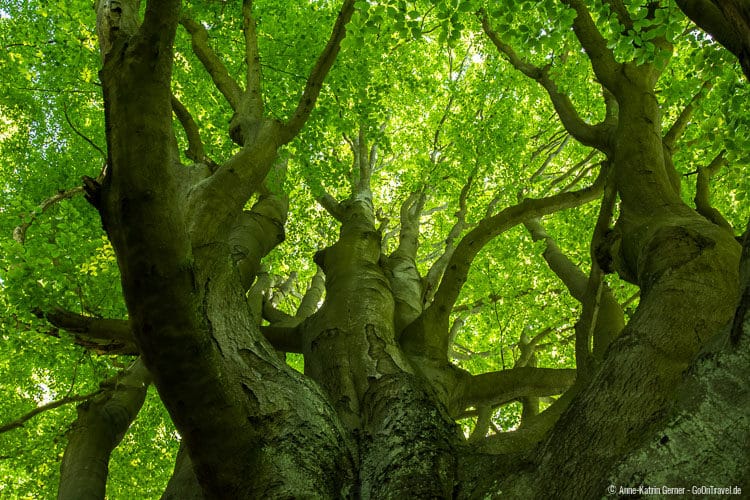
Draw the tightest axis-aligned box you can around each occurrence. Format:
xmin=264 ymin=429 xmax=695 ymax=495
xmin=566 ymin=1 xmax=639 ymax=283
xmin=0 ymin=0 xmax=747 ymax=497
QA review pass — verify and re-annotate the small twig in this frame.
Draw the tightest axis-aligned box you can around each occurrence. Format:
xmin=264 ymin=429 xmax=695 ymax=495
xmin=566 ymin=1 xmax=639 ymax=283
xmin=13 ymin=185 xmax=85 ymax=244
xmin=63 ymin=103 xmax=106 ymax=159
xmin=0 ymin=390 xmax=102 ymax=434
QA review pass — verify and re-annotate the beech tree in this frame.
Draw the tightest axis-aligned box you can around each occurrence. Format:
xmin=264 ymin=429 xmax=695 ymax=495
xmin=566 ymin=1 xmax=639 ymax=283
xmin=1 ymin=0 xmax=749 ymax=498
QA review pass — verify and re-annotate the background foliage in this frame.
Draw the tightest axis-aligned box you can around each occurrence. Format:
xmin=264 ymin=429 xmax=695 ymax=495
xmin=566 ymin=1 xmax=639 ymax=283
xmin=1 ymin=0 xmax=747 ymax=497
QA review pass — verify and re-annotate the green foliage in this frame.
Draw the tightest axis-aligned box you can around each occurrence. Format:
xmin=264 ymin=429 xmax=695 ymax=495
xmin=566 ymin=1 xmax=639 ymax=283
xmin=0 ymin=0 xmax=747 ymax=496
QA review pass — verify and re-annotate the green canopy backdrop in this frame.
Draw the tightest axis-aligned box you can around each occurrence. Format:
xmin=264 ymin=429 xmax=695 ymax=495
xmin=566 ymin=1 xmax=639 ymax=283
xmin=0 ymin=0 xmax=748 ymax=498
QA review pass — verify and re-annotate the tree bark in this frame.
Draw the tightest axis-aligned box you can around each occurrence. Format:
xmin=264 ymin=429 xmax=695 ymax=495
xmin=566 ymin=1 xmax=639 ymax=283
xmin=58 ymin=359 xmax=149 ymax=500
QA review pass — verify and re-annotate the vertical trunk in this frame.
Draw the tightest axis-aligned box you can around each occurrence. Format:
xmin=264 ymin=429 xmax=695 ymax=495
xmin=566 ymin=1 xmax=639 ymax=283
xmin=95 ymin=1 xmax=356 ymax=495
xmin=302 ymin=198 xmax=462 ymax=497
xmin=520 ymin=74 xmax=741 ymax=497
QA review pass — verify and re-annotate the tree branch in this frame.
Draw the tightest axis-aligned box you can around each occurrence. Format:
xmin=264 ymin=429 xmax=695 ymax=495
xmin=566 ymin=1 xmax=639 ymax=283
xmin=294 ymin=267 xmax=326 ymax=321
xmin=229 ymin=189 xmax=289 ymax=291
xmin=544 ymin=150 xmax=597 ymax=194
xmin=423 ymin=170 xmax=474 ymax=304
xmin=676 ymin=0 xmax=750 ymax=81
xmin=457 ymin=367 xmax=577 ymax=412
xmin=305 ymin=173 xmax=345 ymax=221
xmin=13 ymin=185 xmax=86 ymax=244
xmin=0 ymin=390 xmax=102 ymax=434
xmin=280 ymin=0 xmax=356 ymax=143
xmin=475 ymin=386 xmax=579 ymax=455
xmin=63 ymin=103 xmax=106 ymax=160
xmin=393 ymin=191 xmax=426 ymax=261
xmin=524 ymin=219 xmax=588 ymax=299
xmin=663 ymin=80 xmax=713 ymax=152
xmin=180 ymin=17 xmax=243 ymax=110
xmin=387 ymin=192 xmax=427 ymax=334
xmin=58 ymin=359 xmax=150 ymax=500
xmin=523 ymin=217 xmax=625 ymax=363
xmin=171 ymin=95 xmax=208 ymax=165
xmin=259 ymin=268 xmax=325 ymax=352
xmin=43 ymin=307 xmax=137 ymax=355
xmin=241 ymin=0 xmax=264 ymax=120
xmin=694 ymin=151 xmax=733 ymax=231
xmin=560 ymin=0 xmax=621 ymax=91
xmin=467 ymin=406 xmax=493 ymax=443
xmin=259 ymin=325 xmax=304 ymax=353
xmin=602 ymin=0 xmax=633 ymax=32
xmin=579 ymin=167 xmax=620 ymax=369
xmin=480 ymin=9 xmax=613 ymax=152
xmin=401 ymin=168 xmax=607 ymax=359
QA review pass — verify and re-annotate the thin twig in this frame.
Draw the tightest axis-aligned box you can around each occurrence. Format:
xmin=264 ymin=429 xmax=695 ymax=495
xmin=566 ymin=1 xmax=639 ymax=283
xmin=0 ymin=390 xmax=102 ymax=434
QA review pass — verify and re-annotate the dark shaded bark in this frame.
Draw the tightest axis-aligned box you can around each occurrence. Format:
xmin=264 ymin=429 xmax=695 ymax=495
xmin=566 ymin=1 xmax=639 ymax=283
xmin=94 ymin=0 xmax=358 ymax=496
xmin=161 ymin=444 xmax=203 ymax=500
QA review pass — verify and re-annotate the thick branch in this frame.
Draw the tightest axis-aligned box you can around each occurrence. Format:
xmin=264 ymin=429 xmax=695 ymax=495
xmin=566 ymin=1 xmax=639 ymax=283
xmin=349 ymin=125 xmax=375 ymax=200
xmin=402 ymin=170 xmax=607 ymax=359
xmin=524 ymin=219 xmax=588 ymax=299
xmin=663 ymin=81 xmax=713 ymax=152
xmin=695 ymin=151 xmax=733 ymax=231
xmin=394 ymin=192 xmax=426 ymax=261
xmin=476 ymin=387 xmax=578 ymax=455
xmin=259 ymin=325 xmax=304 ymax=353
xmin=560 ymin=0 xmax=621 ymax=90
xmin=481 ymin=11 xmax=611 ymax=152
xmin=423 ymin=172 xmax=474 ymax=304
xmin=676 ymin=0 xmax=750 ymax=81
xmin=280 ymin=0 xmax=356 ymax=143
xmin=43 ymin=307 xmax=137 ymax=354
xmin=259 ymin=268 xmax=325 ymax=352
xmin=602 ymin=0 xmax=633 ymax=32
xmin=387 ymin=192 xmax=427 ymax=334
xmin=523 ymin=218 xmax=625 ymax=362
xmin=294 ymin=267 xmax=326 ymax=321
xmin=180 ymin=17 xmax=243 ymax=110
xmin=572 ymin=167 xmax=617 ymax=377
xmin=458 ymin=367 xmax=577 ymax=412
xmin=242 ymin=0 xmax=264 ymax=120
xmin=229 ymin=193 xmax=289 ymax=291
xmin=306 ymin=173 xmax=345 ymax=221
xmin=171 ymin=95 xmax=208 ymax=164
xmin=185 ymin=129 xmax=284 ymax=248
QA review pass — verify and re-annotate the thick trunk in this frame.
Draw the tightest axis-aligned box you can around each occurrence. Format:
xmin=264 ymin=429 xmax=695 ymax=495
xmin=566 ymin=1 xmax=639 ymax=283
xmin=500 ymin=73 xmax=742 ymax=498
xmin=302 ymin=197 xmax=463 ymax=497
xmin=95 ymin=2 xmax=356 ymax=496
xmin=609 ymin=319 xmax=750 ymax=491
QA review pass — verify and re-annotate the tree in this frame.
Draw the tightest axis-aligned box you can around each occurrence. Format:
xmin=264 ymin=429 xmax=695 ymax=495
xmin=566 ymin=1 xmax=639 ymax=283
xmin=0 ymin=0 xmax=748 ymax=498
